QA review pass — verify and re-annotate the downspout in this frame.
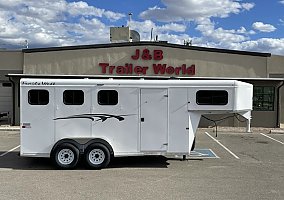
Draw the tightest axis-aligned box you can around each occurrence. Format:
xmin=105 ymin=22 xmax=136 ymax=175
xmin=276 ymin=80 xmax=284 ymax=128
xmin=8 ymin=76 xmax=15 ymax=126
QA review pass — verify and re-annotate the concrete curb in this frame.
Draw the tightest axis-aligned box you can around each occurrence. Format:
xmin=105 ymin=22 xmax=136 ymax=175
xmin=270 ymin=129 xmax=284 ymax=134
xmin=0 ymin=126 xmax=20 ymax=131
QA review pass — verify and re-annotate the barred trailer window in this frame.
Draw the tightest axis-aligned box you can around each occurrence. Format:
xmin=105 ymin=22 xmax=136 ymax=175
xmin=28 ymin=90 xmax=49 ymax=105
xmin=98 ymin=90 xmax=118 ymax=105
xmin=63 ymin=90 xmax=84 ymax=105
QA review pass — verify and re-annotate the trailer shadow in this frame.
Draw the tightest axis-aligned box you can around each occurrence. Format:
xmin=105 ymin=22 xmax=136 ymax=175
xmin=109 ymin=156 xmax=169 ymax=169
xmin=0 ymin=152 xmax=53 ymax=170
xmin=0 ymin=152 xmax=170 ymax=170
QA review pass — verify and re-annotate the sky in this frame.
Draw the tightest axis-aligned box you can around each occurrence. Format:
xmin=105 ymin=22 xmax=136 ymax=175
xmin=0 ymin=0 xmax=284 ymax=55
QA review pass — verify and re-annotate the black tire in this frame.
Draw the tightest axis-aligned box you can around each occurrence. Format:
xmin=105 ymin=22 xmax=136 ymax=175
xmin=84 ymin=143 xmax=111 ymax=169
xmin=52 ymin=143 xmax=80 ymax=169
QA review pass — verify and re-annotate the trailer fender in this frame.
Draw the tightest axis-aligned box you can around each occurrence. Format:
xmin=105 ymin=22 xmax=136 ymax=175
xmin=85 ymin=139 xmax=114 ymax=156
xmin=51 ymin=139 xmax=82 ymax=155
xmin=51 ymin=138 xmax=114 ymax=156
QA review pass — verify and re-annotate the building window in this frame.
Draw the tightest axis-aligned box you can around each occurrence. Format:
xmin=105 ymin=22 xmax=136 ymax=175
xmin=2 ymin=82 xmax=12 ymax=87
xmin=196 ymin=90 xmax=228 ymax=105
xmin=253 ymin=86 xmax=274 ymax=111
xmin=63 ymin=90 xmax=84 ymax=105
xmin=98 ymin=90 xmax=118 ymax=105
xmin=28 ymin=90 xmax=49 ymax=105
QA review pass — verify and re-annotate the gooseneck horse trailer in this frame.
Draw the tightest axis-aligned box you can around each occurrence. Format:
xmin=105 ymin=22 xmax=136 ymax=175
xmin=20 ymin=78 xmax=252 ymax=169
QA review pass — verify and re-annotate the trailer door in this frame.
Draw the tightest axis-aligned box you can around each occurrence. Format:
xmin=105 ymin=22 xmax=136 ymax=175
xmin=54 ymin=87 xmax=92 ymax=141
xmin=20 ymin=87 xmax=55 ymax=156
xmin=140 ymin=88 xmax=168 ymax=151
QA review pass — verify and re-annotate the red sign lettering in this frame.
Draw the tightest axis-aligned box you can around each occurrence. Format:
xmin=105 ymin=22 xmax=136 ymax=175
xmin=99 ymin=49 xmax=195 ymax=76
xmin=153 ymin=64 xmax=195 ymax=75
xmin=131 ymin=49 xmax=140 ymax=60
xmin=153 ymin=50 xmax=163 ymax=60
xmin=131 ymin=49 xmax=163 ymax=61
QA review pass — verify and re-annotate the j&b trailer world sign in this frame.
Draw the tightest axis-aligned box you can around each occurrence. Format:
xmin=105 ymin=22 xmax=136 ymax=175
xmin=98 ymin=49 xmax=195 ymax=76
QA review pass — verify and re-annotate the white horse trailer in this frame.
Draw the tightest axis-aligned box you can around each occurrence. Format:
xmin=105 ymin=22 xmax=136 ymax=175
xmin=20 ymin=78 xmax=252 ymax=169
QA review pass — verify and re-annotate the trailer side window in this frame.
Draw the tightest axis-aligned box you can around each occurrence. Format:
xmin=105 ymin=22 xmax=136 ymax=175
xmin=63 ymin=90 xmax=84 ymax=105
xmin=98 ymin=90 xmax=118 ymax=105
xmin=28 ymin=90 xmax=49 ymax=105
xmin=196 ymin=90 xmax=228 ymax=105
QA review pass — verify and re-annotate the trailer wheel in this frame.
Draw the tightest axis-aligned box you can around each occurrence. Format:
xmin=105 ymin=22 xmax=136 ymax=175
xmin=85 ymin=143 xmax=111 ymax=169
xmin=52 ymin=143 xmax=79 ymax=169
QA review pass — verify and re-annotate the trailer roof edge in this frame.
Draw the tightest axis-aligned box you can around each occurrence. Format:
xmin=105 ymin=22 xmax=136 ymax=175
xmin=6 ymin=74 xmax=284 ymax=81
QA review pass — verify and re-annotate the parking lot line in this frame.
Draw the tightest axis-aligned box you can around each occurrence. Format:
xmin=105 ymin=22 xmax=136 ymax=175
xmin=205 ymin=132 xmax=240 ymax=159
xmin=259 ymin=133 xmax=284 ymax=145
xmin=0 ymin=145 xmax=20 ymax=157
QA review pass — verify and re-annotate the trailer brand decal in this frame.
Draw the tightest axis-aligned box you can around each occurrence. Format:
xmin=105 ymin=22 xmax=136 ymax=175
xmin=54 ymin=114 xmax=132 ymax=122
xmin=21 ymin=81 xmax=55 ymax=85
xmin=99 ymin=49 xmax=195 ymax=76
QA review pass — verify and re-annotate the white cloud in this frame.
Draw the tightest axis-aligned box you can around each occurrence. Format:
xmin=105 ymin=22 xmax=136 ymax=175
xmin=241 ymin=3 xmax=255 ymax=10
xmin=185 ymin=18 xmax=283 ymax=55
xmin=127 ymin=20 xmax=189 ymax=43
xmin=0 ymin=0 xmax=283 ymax=56
xmin=0 ymin=0 xmax=125 ymax=48
xmin=252 ymin=22 xmax=276 ymax=32
xmin=129 ymin=20 xmax=186 ymax=34
xmin=67 ymin=1 xmax=125 ymax=21
xmin=158 ymin=23 xmax=187 ymax=33
xmin=235 ymin=38 xmax=284 ymax=55
xmin=140 ymin=0 xmax=255 ymax=22
xmin=195 ymin=18 xmax=254 ymax=47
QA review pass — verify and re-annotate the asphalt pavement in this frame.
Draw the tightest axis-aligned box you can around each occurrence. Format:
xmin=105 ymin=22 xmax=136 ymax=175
xmin=0 ymin=129 xmax=283 ymax=200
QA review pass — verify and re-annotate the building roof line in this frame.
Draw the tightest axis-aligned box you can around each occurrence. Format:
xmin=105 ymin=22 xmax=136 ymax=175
xmin=22 ymin=41 xmax=271 ymax=57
